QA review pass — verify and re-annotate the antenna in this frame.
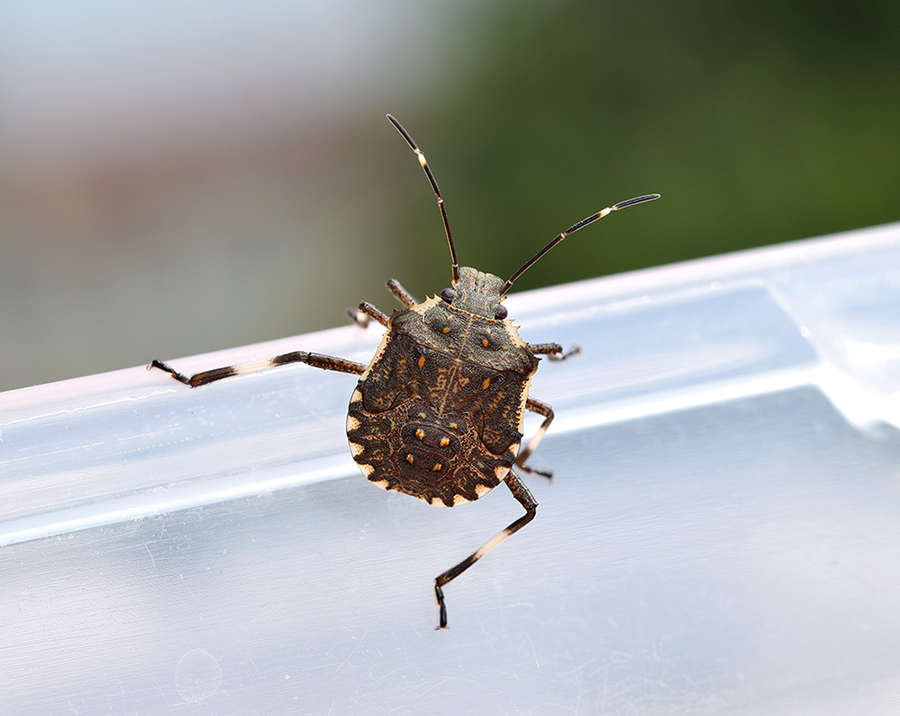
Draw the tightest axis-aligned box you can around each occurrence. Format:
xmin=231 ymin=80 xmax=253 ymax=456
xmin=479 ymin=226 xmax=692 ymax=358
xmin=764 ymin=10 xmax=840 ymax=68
xmin=387 ymin=115 xmax=460 ymax=283
xmin=500 ymin=193 xmax=660 ymax=296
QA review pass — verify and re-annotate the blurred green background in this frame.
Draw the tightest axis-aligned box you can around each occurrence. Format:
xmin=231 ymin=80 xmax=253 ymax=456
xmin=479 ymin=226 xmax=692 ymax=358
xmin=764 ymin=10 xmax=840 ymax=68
xmin=0 ymin=0 xmax=898 ymax=391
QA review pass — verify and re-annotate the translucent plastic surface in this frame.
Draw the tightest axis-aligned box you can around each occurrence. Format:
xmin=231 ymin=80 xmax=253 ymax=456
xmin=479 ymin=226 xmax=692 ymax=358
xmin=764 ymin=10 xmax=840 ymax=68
xmin=2 ymin=222 xmax=900 ymax=714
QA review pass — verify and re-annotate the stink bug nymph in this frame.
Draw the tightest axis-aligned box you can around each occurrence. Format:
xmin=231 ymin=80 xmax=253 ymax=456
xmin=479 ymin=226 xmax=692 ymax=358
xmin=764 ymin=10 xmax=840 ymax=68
xmin=150 ymin=115 xmax=659 ymax=628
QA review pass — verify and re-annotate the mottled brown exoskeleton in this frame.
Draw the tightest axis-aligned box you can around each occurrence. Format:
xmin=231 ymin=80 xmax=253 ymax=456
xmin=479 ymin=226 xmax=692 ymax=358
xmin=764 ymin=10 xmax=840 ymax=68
xmin=150 ymin=115 xmax=659 ymax=628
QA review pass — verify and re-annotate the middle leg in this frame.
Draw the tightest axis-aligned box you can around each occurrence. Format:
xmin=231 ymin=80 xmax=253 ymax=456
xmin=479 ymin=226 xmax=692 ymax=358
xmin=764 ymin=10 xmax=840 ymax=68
xmin=515 ymin=397 xmax=555 ymax=479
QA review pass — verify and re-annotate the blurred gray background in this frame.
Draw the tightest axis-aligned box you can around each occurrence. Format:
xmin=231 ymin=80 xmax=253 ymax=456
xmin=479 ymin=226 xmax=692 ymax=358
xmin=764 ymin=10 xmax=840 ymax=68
xmin=1 ymin=0 xmax=898 ymax=392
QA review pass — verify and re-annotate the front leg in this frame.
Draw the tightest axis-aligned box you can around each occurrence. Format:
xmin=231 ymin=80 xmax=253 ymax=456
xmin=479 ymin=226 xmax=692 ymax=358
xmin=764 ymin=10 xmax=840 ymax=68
xmin=385 ymin=278 xmax=418 ymax=308
xmin=526 ymin=343 xmax=581 ymax=362
xmin=347 ymin=301 xmax=390 ymax=328
xmin=149 ymin=350 xmax=365 ymax=388
xmin=347 ymin=278 xmax=419 ymax=328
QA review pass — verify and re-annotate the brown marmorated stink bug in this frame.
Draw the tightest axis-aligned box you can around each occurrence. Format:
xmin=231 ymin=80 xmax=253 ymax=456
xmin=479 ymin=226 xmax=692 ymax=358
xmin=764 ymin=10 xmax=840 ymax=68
xmin=150 ymin=115 xmax=659 ymax=628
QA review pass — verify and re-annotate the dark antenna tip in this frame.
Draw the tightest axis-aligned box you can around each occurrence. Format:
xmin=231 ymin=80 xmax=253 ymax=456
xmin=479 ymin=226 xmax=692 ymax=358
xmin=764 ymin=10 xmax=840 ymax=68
xmin=500 ymin=192 xmax=660 ymax=296
xmin=613 ymin=193 xmax=661 ymax=210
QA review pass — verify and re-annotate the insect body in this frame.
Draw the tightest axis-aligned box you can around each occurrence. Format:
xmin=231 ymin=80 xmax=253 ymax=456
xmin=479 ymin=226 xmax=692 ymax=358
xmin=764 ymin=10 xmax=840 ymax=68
xmin=150 ymin=115 xmax=659 ymax=628
xmin=348 ymin=266 xmax=540 ymax=509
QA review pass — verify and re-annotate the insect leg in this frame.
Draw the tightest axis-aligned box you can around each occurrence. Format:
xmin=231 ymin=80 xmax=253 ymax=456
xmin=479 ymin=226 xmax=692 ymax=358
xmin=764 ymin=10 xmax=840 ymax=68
xmin=527 ymin=343 xmax=582 ymax=362
xmin=386 ymin=278 xmax=418 ymax=308
xmin=526 ymin=342 xmax=563 ymax=355
xmin=149 ymin=351 xmax=366 ymax=388
xmin=347 ymin=278 xmax=418 ymax=326
xmin=347 ymin=301 xmax=390 ymax=328
xmin=515 ymin=397 xmax=555 ymax=479
xmin=434 ymin=470 xmax=537 ymax=629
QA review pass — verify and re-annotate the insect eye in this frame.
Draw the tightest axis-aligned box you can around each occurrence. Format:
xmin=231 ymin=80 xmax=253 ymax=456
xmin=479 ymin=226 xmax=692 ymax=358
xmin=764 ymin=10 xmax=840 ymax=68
xmin=494 ymin=304 xmax=508 ymax=320
xmin=440 ymin=288 xmax=456 ymax=303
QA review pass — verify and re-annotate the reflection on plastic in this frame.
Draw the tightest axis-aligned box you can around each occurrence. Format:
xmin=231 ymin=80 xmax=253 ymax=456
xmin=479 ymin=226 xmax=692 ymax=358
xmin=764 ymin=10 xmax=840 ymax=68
xmin=175 ymin=649 xmax=222 ymax=703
